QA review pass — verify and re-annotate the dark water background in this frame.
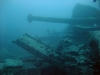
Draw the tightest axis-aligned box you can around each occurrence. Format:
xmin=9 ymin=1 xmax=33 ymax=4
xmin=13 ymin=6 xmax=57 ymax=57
xmin=0 ymin=0 xmax=99 ymax=59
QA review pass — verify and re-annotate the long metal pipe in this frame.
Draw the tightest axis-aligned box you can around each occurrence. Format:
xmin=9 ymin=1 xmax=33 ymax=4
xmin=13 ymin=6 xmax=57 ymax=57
xmin=27 ymin=14 xmax=100 ymax=25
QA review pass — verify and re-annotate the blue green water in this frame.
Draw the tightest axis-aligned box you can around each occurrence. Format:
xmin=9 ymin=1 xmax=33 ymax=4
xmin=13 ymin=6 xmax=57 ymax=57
xmin=0 ymin=0 xmax=99 ymax=59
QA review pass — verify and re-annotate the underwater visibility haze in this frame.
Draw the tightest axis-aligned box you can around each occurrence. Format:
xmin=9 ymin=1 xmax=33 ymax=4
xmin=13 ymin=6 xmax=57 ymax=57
xmin=0 ymin=0 xmax=100 ymax=75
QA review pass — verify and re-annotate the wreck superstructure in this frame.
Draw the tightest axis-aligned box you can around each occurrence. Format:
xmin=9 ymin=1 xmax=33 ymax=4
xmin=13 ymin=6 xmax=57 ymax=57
xmin=0 ymin=2 xmax=100 ymax=75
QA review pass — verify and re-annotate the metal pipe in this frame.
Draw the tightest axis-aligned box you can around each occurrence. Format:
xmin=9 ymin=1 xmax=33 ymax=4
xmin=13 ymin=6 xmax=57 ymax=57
xmin=27 ymin=14 xmax=100 ymax=25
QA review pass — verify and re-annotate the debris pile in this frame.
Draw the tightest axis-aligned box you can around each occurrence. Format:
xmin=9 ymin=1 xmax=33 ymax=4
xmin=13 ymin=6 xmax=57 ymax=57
xmin=0 ymin=3 xmax=100 ymax=75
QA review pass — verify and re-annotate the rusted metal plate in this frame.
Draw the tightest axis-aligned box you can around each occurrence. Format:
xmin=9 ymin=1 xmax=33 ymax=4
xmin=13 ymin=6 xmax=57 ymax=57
xmin=13 ymin=33 xmax=53 ymax=59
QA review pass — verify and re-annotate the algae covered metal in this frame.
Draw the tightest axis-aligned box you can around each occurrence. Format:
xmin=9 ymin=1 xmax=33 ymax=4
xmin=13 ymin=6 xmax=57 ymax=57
xmin=13 ymin=33 xmax=66 ymax=70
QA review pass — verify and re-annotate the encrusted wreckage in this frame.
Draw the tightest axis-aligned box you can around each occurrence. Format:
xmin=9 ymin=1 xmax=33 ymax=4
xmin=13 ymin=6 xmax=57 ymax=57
xmin=1 ymin=31 xmax=100 ymax=75
xmin=89 ymin=31 xmax=100 ymax=63
xmin=12 ymin=33 xmax=65 ymax=69
xmin=11 ymin=31 xmax=100 ymax=75
xmin=0 ymin=3 xmax=100 ymax=75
